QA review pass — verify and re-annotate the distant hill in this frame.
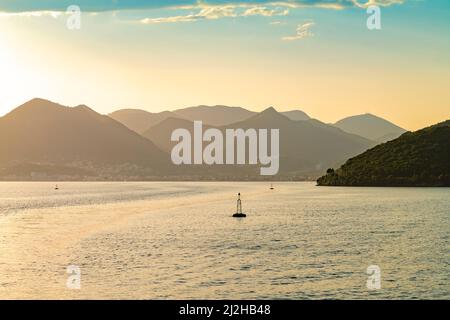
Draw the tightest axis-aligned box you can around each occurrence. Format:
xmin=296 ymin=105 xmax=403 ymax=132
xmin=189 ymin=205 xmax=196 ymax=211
xmin=109 ymin=109 xmax=175 ymax=134
xmin=174 ymin=105 xmax=311 ymax=125
xmin=334 ymin=113 xmax=406 ymax=142
xmin=142 ymin=117 xmax=209 ymax=152
xmin=282 ymin=110 xmax=310 ymax=121
xmin=0 ymin=99 xmax=169 ymax=179
xmin=173 ymin=105 xmax=254 ymax=126
xmin=228 ymin=108 xmax=374 ymax=175
xmin=143 ymin=107 xmax=374 ymax=177
xmin=143 ymin=117 xmax=265 ymax=179
xmin=317 ymin=120 xmax=450 ymax=187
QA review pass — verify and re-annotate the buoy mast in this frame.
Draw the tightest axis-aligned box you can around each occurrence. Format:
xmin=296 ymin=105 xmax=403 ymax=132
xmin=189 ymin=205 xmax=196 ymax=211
xmin=236 ymin=193 xmax=242 ymax=214
xmin=233 ymin=193 xmax=246 ymax=218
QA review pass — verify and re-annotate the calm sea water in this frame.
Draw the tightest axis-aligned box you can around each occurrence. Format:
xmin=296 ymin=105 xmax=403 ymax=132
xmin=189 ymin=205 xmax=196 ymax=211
xmin=0 ymin=182 xmax=448 ymax=299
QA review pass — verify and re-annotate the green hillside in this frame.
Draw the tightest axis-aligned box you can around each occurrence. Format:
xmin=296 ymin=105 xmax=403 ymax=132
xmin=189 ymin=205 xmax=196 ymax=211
xmin=317 ymin=120 xmax=450 ymax=187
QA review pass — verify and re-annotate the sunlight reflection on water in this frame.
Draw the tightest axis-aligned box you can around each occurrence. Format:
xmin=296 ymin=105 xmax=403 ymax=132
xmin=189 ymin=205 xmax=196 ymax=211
xmin=0 ymin=182 xmax=448 ymax=299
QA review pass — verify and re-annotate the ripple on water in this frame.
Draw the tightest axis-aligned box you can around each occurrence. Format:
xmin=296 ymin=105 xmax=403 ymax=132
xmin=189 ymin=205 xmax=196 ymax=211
xmin=0 ymin=182 xmax=449 ymax=299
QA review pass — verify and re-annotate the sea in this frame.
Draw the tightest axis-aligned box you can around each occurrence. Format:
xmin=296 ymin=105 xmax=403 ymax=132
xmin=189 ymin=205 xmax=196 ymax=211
xmin=0 ymin=182 xmax=448 ymax=299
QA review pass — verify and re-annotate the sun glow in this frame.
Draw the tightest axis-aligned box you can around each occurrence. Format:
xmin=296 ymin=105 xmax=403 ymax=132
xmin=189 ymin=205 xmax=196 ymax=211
xmin=0 ymin=38 xmax=19 ymax=115
xmin=0 ymin=40 xmax=39 ymax=116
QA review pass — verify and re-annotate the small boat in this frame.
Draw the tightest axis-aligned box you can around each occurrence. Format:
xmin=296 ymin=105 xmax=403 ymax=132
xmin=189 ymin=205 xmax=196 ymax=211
xmin=233 ymin=193 xmax=246 ymax=218
xmin=270 ymin=183 xmax=274 ymax=190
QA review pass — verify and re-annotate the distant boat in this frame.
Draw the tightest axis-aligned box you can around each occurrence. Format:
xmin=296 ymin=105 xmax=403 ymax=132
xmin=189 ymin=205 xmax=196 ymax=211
xmin=54 ymin=184 xmax=59 ymax=190
xmin=232 ymin=193 xmax=246 ymax=218
xmin=270 ymin=183 xmax=274 ymax=190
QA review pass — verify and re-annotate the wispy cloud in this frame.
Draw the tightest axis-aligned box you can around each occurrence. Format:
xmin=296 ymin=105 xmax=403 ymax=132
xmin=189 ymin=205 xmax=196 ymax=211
xmin=282 ymin=21 xmax=315 ymax=41
xmin=136 ymin=1 xmax=404 ymax=26
xmin=141 ymin=5 xmax=238 ymax=24
xmin=141 ymin=4 xmax=290 ymax=24
xmin=0 ymin=0 xmax=406 ymax=13
xmin=351 ymin=0 xmax=405 ymax=8
xmin=0 ymin=10 xmax=63 ymax=18
xmin=0 ymin=0 xmax=406 ymax=24
xmin=270 ymin=21 xmax=286 ymax=26
xmin=242 ymin=6 xmax=289 ymax=17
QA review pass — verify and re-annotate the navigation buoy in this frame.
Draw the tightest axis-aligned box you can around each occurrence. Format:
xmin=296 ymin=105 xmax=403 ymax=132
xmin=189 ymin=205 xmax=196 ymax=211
xmin=54 ymin=184 xmax=59 ymax=190
xmin=233 ymin=193 xmax=247 ymax=218
xmin=270 ymin=183 xmax=274 ymax=190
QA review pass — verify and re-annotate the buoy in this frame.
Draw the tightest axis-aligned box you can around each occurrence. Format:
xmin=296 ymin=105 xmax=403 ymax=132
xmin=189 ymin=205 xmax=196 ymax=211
xmin=270 ymin=183 xmax=274 ymax=190
xmin=54 ymin=184 xmax=59 ymax=190
xmin=233 ymin=193 xmax=247 ymax=218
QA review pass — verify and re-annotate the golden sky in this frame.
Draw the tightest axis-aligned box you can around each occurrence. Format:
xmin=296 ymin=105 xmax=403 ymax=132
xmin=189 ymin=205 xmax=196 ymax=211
xmin=0 ymin=1 xmax=449 ymax=130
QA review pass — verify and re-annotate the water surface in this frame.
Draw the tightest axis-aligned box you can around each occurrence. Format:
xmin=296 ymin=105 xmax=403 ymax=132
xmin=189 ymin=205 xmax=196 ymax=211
xmin=0 ymin=182 xmax=448 ymax=299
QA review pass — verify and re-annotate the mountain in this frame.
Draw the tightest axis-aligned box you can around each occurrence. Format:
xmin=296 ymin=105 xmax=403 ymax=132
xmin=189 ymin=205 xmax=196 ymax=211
xmin=143 ymin=107 xmax=374 ymax=177
xmin=317 ymin=120 xmax=450 ymax=187
xmin=334 ymin=113 xmax=406 ymax=142
xmin=142 ymin=117 xmax=209 ymax=152
xmin=143 ymin=117 xmax=264 ymax=179
xmin=173 ymin=105 xmax=254 ymax=126
xmin=0 ymin=99 xmax=169 ymax=179
xmin=174 ymin=105 xmax=311 ymax=125
xmin=108 ymin=109 xmax=175 ymax=134
xmin=227 ymin=108 xmax=374 ymax=175
xmin=282 ymin=110 xmax=310 ymax=121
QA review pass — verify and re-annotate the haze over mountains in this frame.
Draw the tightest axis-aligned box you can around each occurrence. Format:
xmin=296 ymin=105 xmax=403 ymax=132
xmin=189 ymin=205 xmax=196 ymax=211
xmin=173 ymin=105 xmax=255 ymax=127
xmin=109 ymin=106 xmax=312 ymax=134
xmin=142 ymin=107 xmax=374 ymax=174
xmin=0 ymin=98 xmax=409 ymax=180
xmin=109 ymin=109 xmax=175 ymax=134
xmin=111 ymin=106 xmax=405 ymax=144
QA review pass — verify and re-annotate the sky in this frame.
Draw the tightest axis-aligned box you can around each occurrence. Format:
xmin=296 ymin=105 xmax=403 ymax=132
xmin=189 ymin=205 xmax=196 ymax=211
xmin=0 ymin=0 xmax=449 ymax=130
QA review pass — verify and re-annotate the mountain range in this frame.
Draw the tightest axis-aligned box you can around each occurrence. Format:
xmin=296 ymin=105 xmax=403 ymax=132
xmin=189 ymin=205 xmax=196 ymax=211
xmin=142 ymin=107 xmax=374 ymax=177
xmin=110 ymin=106 xmax=405 ymax=144
xmin=109 ymin=106 xmax=311 ymax=134
xmin=0 ymin=99 xmax=169 ymax=180
xmin=0 ymin=98 xmax=410 ymax=180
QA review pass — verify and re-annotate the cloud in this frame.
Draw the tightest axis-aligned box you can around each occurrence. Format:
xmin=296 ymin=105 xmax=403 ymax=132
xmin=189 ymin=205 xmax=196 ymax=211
xmin=144 ymin=1 xmax=404 ymax=26
xmin=282 ymin=21 xmax=315 ymax=41
xmin=0 ymin=0 xmax=406 ymax=13
xmin=0 ymin=10 xmax=62 ymax=18
xmin=350 ymin=0 xmax=405 ymax=8
xmin=242 ymin=6 xmax=289 ymax=17
xmin=0 ymin=0 xmax=406 ymax=24
xmin=141 ymin=5 xmax=238 ymax=24
xmin=141 ymin=4 xmax=291 ymax=24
